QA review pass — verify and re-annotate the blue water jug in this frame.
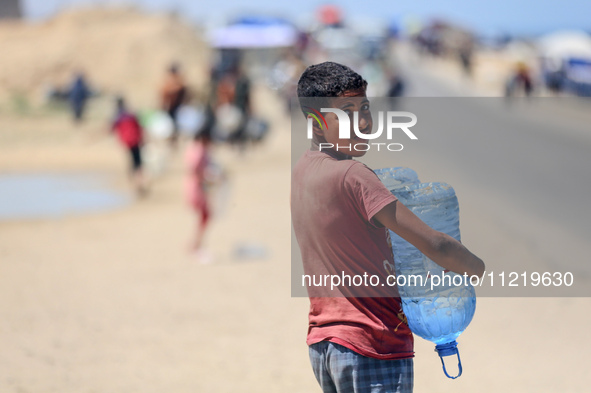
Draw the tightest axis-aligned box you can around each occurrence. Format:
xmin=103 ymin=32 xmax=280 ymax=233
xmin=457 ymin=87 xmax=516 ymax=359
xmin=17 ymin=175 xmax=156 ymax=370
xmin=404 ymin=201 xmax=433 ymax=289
xmin=373 ymin=167 xmax=419 ymax=190
xmin=375 ymin=168 xmax=476 ymax=379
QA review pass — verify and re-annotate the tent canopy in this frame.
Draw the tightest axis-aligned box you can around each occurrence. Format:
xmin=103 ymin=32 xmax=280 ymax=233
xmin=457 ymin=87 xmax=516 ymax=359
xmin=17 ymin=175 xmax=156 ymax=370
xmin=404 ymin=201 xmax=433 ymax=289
xmin=210 ymin=17 xmax=298 ymax=49
xmin=538 ymin=30 xmax=591 ymax=60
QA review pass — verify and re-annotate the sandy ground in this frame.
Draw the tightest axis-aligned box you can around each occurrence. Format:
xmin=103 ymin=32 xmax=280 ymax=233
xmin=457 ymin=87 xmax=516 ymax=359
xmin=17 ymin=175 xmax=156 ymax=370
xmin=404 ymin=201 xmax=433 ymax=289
xmin=1 ymin=82 xmax=590 ymax=393
xmin=0 ymin=85 xmax=319 ymax=392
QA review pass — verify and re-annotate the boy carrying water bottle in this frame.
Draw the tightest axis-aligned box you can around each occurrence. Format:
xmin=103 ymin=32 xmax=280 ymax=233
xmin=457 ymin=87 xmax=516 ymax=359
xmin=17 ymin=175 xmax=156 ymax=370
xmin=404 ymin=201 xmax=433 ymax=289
xmin=291 ymin=62 xmax=484 ymax=393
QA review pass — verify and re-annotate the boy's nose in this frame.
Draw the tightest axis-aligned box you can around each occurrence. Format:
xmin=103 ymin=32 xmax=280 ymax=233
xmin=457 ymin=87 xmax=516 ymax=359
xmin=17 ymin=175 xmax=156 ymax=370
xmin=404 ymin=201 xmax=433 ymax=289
xmin=358 ymin=114 xmax=370 ymax=132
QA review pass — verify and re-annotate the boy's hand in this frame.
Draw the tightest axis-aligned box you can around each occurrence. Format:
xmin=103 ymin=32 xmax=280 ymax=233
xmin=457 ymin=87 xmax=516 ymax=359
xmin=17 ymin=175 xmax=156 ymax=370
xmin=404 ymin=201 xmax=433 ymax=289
xmin=374 ymin=201 xmax=485 ymax=278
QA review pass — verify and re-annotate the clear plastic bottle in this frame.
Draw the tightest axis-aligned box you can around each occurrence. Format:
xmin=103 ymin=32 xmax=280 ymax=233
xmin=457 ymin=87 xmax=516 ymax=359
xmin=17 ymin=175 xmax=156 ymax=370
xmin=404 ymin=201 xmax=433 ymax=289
xmin=378 ymin=173 xmax=476 ymax=379
xmin=373 ymin=167 xmax=420 ymax=190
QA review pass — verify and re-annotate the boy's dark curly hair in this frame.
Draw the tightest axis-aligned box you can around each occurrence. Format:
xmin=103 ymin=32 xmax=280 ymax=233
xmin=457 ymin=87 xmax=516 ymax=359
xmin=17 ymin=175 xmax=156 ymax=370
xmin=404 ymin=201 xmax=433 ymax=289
xmin=297 ymin=62 xmax=367 ymax=115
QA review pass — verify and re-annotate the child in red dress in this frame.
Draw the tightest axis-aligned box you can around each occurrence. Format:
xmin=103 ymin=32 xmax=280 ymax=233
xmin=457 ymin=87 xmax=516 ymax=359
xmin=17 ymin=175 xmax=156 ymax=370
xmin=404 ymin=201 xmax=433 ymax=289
xmin=185 ymin=128 xmax=213 ymax=261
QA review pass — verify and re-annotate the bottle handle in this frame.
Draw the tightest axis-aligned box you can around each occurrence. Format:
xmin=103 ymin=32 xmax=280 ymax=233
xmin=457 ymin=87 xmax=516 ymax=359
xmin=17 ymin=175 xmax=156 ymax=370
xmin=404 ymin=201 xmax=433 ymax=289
xmin=435 ymin=341 xmax=463 ymax=379
xmin=439 ymin=349 xmax=463 ymax=379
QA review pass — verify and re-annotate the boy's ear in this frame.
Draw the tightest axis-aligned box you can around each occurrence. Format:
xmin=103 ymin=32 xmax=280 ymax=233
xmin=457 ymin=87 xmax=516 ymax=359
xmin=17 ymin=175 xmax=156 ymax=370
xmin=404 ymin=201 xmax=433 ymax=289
xmin=307 ymin=114 xmax=324 ymax=137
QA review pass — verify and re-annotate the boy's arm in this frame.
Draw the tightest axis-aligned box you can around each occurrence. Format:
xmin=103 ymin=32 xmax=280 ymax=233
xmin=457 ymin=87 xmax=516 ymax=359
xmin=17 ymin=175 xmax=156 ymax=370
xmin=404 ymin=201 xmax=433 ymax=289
xmin=374 ymin=201 xmax=485 ymax=277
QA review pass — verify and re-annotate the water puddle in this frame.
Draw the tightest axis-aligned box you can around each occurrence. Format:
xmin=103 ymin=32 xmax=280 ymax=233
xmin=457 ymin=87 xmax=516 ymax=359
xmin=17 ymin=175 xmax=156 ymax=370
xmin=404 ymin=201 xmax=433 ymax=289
xmin=0 ymin=173 xmax=131 ymax=220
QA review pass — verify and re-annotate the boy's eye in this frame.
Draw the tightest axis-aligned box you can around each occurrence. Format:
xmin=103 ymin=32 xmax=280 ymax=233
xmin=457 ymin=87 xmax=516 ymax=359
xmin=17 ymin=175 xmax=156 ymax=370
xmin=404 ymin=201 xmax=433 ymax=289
xmin=361 ymin=104 xmax=370 ymax=111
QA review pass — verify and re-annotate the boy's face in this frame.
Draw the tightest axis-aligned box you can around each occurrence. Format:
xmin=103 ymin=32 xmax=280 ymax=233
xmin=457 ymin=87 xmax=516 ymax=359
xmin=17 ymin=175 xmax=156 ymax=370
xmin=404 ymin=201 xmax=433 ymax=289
xmin=311 ymin=88 xmax=372 ymax=157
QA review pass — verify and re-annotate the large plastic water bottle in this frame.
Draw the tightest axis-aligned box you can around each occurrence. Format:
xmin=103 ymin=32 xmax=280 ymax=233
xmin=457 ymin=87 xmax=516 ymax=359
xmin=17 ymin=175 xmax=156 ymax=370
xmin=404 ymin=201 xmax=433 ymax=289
xmin=374 ymin=167 xmax=419 ymax=190
xmin=375 ymin=168 xmax=476 ymax=379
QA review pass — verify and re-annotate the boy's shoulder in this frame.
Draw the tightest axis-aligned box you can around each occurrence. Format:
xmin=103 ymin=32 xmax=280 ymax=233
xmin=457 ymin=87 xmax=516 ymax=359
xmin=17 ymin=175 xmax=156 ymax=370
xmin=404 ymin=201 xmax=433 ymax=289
xmin=297 ymin=149 xmax=367 ymax=171
xmin=294 ymin=150 xmax=379 ymax=189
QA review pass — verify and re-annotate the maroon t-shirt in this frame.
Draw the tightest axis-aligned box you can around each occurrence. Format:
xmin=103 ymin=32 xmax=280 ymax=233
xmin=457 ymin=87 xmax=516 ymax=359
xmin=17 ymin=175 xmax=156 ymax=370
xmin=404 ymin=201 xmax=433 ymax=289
xmin=291 ymin=149 xmax=414 ymax=360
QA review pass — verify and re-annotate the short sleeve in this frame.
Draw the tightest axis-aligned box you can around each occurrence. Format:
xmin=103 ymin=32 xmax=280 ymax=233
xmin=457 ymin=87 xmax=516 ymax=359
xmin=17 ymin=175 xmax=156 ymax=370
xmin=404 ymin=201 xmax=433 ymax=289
xmin=343 ymin=162 xmax=397 ymax=227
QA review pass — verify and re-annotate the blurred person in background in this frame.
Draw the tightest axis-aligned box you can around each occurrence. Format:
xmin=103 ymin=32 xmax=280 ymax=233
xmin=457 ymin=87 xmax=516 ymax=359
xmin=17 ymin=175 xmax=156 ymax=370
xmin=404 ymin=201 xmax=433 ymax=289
xmin=386 ymin=70 xmax=406 ymax=98
xmin=111 ymin=96 xmax=147 ymax=197
xmin=541 ymin=58 xmax=565 ymax=95
xmin=208 ymin=60 xmax=253 ymax=147
xmin=219 ymin=63 xmax=251 ymax=144
xmin=505 ymin=61 xmax=534 ymax=97
xmin=271 ymin=50 xmax=306 ymax=112
xmin=185 ymin=126 xmax=214 ymax=262
xmin=69 ymin=70 xmax=92 ymax=123
xmin=160 ymin=62 xmax=189 ymax=146
xmin=458 ymin=37 xmax=474 ymax=78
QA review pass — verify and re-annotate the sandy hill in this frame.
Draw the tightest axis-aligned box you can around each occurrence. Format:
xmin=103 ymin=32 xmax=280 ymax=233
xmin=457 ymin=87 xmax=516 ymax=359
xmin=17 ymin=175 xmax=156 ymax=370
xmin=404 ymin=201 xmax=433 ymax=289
xmin=0 ymin=6 xmax=210 ymax=109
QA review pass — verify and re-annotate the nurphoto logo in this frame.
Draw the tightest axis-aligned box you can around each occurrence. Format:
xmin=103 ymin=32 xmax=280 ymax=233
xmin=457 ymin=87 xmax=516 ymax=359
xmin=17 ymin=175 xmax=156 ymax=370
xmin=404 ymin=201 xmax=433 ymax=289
xmin=303 ymin=106 xmax=418 ymax=152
